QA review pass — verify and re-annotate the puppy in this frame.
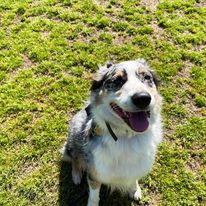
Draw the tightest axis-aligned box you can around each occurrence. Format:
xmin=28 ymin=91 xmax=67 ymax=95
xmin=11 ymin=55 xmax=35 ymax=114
xmin=62 ymin=59 xmax=163 ymax=206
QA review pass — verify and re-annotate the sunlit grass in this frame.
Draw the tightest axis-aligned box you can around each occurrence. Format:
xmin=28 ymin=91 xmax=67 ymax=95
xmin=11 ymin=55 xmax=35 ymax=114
xmin=0 ymin=0 xmax=205 ymax=205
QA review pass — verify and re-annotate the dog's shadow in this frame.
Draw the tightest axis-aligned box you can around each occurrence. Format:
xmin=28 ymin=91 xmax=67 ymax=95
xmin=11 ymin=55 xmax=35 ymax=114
xmin=59 ymin=161 xmax=140 ymax=206
xmin=59 ymin=161 xmax=87 ymax=206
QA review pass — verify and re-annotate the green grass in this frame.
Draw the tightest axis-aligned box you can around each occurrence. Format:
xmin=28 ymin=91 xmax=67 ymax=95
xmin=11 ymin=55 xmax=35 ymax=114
xmin=0 ymin=0 xmax=206 ymax=205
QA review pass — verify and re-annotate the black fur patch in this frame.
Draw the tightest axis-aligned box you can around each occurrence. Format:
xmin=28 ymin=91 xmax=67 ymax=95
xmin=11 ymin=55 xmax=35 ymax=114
xmin=106 ymin=62 xmax=113 ymax=68
xmin=65 ymin=147 xmax=73 ymax=157
xmin=104 ymin=69 xmax=127 ymax=91
xmin=90 ymin=72 xmax=108 ymax=91
xmin=91 ymin=68 xmax=128 ymax=92
xmin=150 ymin=71 xmax=160 ymax=88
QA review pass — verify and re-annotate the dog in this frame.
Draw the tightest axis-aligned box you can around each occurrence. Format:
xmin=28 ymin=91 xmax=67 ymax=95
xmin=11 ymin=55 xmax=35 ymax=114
xmin=62 ymin=59 xmax=163 ymax=206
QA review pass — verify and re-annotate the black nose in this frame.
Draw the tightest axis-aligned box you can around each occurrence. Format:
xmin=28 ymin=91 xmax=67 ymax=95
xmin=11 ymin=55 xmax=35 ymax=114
xmin=131 ymin=92 xmax=151 ymax=109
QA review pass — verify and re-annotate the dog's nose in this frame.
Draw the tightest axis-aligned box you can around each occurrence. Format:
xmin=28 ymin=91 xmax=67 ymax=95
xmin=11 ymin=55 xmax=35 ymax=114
xmin=131 ymin=92 xmax=151 ymax=109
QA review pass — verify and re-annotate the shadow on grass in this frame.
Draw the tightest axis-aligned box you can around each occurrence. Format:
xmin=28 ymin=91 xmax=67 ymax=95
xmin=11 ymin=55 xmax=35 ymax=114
xmin=59 ymin=161 xmax=142 ymax=206
xmin=59 ymin=161 xmax=88 ymax=206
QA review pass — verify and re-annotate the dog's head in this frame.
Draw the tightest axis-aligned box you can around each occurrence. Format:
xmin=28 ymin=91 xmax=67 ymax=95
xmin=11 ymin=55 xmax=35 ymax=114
xmin=90 ymin=59 xmax=162 ymax=135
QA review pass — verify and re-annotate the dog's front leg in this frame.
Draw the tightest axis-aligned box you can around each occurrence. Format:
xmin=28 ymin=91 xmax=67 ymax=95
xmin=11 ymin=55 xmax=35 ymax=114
xmin=128 ymin=180 xmax=142 ymax=201
xmin=87 ymin=176 xmax=101 ymax=206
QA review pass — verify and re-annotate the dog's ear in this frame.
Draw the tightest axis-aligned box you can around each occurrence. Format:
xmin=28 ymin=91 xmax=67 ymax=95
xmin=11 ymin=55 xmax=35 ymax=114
xmin=90 ymin=66 xmax=109 ymax=91
xmin=150 ymin=70 xmax=160 ymax=88
xmin=136 ymin=58 xmax=147 ymax=65
xmin=91 ymin=62 xmax=115 ymax=91
xmin=91 ymin=76 xmax=106 ymax=91
xmin=106 ymin=62 xmax=113 ymax=68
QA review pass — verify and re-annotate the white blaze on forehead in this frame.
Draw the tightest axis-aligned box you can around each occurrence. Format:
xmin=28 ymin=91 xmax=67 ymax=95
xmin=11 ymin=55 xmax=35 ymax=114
xmin=117 ymin=60 xmax=142 ymax=71
xmin=116 ymin=60 xmax=148 ymax=94
xmin=116 ymin=60 xmax=148 ymax=78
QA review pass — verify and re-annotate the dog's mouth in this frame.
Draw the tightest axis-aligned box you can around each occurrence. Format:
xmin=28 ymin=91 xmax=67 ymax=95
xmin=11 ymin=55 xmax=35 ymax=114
xmin=110 ymin=103 xmax=150 ymax=132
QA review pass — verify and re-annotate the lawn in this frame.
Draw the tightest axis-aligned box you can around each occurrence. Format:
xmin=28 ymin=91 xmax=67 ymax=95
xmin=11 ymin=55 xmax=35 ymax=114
xmin=0 ymin=0 xmax=205 ymax=205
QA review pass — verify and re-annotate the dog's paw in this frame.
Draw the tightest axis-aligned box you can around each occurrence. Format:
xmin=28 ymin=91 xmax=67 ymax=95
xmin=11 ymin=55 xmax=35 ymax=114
xmin=72 ymin=170 xmax=82 ymax=185
xmin=129 ymin=186 xmax=142 ymax=201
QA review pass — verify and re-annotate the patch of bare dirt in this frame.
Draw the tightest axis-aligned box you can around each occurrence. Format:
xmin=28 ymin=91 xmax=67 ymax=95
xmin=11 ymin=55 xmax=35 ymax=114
xmin=94 ymin=0 xmax=110 ymax=7
xmin=112 ymin=32 xmax=133 ymax=45
xmin=41 ymin=31 xmax=50 ymax=39
xmin=22 ymin=54 xmax=33 ymax=69
xmin=193 ymin=44 xmax=206 ymax=52
xmin=140 ymin=0 xmax=160 ymax=11
xmin=19 ymin=162 xmax=39 ymax=179
xmin=9 ymin=54 xmax=34 ymax=80
xmin=149 ymin=192 xmax=162 ymax=206
xmin=31 ymin=0 xmax=41 ymax=7
xmin=150 ymin=20 xmax=168 ymax=40
xmin=195 ymin=0 xmax=206 ymax=8
xmin=177 ymin=60 xmax=192 ymax=79
xmin=186 ymin=155 xmax=202 ymax=175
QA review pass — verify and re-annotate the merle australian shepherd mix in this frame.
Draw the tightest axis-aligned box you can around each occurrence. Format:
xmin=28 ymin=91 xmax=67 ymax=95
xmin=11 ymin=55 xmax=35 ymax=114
xmin=62 ymin=59 xmax=163 ymax=206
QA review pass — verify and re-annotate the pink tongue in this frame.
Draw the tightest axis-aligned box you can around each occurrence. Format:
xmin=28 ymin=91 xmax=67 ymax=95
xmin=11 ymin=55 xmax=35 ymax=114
xmin=128 ymin=112 xmax=149 ymax=132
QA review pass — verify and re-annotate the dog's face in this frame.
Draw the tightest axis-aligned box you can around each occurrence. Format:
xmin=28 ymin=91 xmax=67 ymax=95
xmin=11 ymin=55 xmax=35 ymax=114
xmin=91 ymin=59 xmax=162 ymax=134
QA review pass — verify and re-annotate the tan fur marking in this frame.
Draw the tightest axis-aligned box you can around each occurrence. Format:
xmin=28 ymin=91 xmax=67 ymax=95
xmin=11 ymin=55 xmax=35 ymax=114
xmin=137 ymin=65 xmax=147 ymax=74
xmin=72 ymin=158 xmax=85 ymax=173
xmin=88 ymin=177 xmax=101 ymax=189
xmin=87 ymin=165 xmax=100 ymax=189
xmin=94 ymin=127 xmax=101 ymax=136
xmin=115 ymin=70 xmax=124 ymax=77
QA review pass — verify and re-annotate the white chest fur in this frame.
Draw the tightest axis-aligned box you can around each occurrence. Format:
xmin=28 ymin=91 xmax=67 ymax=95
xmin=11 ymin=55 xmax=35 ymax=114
xmin=92 ymin=130 xmax=159 ymax=190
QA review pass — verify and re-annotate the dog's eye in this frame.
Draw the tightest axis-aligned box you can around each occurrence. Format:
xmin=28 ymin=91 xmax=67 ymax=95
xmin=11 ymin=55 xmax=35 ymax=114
xmin=105 ymin=76 xmax=125 ymax=90
xmin=144 ymin=75 xmax=152 ymax=81
xmin=113 ymin=76 xmax=124 ymax=86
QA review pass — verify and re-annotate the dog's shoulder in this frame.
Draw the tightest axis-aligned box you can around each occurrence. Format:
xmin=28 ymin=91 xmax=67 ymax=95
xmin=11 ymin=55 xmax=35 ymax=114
xmin=69 ymin=108 xmax=88 ymax=134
